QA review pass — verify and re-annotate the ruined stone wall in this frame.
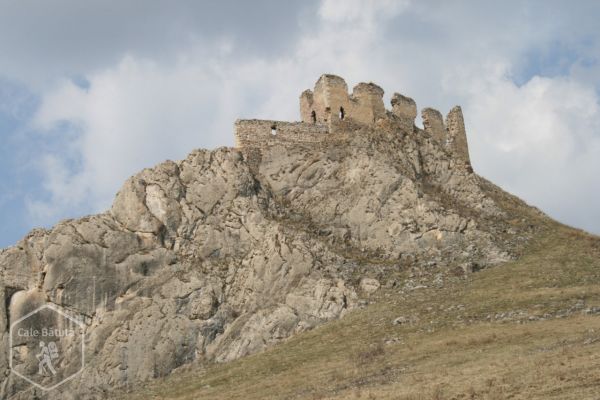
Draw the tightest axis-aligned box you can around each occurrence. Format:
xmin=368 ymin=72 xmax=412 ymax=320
xmin=237 ymin=74 xmax=471 ymax=172
xmin=446 ymin=106 xmax=471 ymax=165
xmin=391 ymin=93 xmax=417 ymax=133
xmin=234 ymin=119 xmax=330 ymax=148
xmin=299 ymin=90 xmax=315 ymax=123
xmin=422 ymin=108 xmax=446 ymax=144
xmin=310 ymin=74 xmax=349 ymax=124
xmin=300 ymin=74 xmax=386 ymax=127
xmin=421 ymin=106 xmax=471 ymax=166
xmin=349 ymin=83 xmax=386 ymax=125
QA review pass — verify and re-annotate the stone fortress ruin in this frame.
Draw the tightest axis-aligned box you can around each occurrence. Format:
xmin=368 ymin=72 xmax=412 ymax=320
xmin=235 ymin=74 xmax=471 ymax=169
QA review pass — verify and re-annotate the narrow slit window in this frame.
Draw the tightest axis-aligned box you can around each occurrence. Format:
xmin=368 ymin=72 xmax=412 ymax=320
xmin=271 ymin=125 xmax=277 ymax=135
xmin=339 ymin=107 xmax=345 ymax=120
xmin=311 ymin=110 xmax=316 ymax=123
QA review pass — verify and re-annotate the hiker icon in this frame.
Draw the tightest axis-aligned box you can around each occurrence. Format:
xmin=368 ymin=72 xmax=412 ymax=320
xmin=36 ymin=341 xmax=59 ymax=376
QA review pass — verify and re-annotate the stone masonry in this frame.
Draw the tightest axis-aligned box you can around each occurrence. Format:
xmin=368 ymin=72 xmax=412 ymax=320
xmin=446 ymin=106 xmax=471 ymax=166
xmin=235 ymin=74 xmax=472 ymax=169
xmin=391 ymin=92 xmax=417 ymax=133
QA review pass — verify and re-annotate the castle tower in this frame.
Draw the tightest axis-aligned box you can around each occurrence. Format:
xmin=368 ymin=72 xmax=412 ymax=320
xmin=239 ymin=74 xmax=473 ymax=173
xmin=421 ymin=106 xmax=472 ymax=169
xmin=351 ymin=83 xmax=386 ymax=125
xmin=446 ymin=106 xmax=471 ymax=166
xmin=421 ymin=108 xmax=445 ymax=144
xmin=299 ymin=90 xmax=315 ymax=123
xmin=300 ymin=74 xmax=349 ymax=124
xmin=299 ymin=74 xmax=385 ymax=127
xmin=391 ymin=93 xmax=417 ymax=132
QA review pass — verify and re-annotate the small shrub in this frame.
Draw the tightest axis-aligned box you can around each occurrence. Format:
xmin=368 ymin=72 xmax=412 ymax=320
xmin=355 ymin=342 xmax=385 ymax=365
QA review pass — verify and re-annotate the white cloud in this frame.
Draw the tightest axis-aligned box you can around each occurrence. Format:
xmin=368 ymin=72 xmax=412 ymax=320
xmin=456 ymin=64 xmax=600 ymax=232
xmin=318 ymin=0 xmax=409 ymax=23
xmin=29 ymin=0 xmax=414 ymax=224
xmin=31 ymin=55 xmax=242 ymax=220
xmin=29 ymin=0 xmax=600 ymax=235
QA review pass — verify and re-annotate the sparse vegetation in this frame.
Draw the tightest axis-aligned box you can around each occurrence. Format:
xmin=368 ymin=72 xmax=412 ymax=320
xmin=117 ymin=221 xmax=600 ymax=399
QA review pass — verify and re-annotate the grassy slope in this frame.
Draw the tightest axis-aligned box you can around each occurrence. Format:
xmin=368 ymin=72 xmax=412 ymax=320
xmin=119 ymin=189 xmax=600 ymax=400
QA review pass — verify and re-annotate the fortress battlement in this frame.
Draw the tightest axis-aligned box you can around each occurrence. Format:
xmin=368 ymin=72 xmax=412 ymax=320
xmin=234 ymin=119 xmax=329 ymax=148
xmin=234 ymin=74 xmax=471 ymax=167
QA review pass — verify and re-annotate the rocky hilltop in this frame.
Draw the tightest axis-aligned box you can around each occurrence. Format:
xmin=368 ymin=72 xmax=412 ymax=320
xmin=0 ymin=75 xmax=541 ymax=399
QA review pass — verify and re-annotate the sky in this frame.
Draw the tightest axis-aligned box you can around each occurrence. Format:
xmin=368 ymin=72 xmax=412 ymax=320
xmin=1 ymin=0 xmax=600 ymax=248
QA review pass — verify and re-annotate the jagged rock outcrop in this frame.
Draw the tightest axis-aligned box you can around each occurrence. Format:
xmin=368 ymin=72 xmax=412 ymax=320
xmin=0 ymin=75 xmax=536 ymax=399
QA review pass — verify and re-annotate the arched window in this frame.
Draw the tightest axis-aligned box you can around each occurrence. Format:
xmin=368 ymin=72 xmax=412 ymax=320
xmin=339 ymin=107 xmax=345 ymax=120
xmin=311 ymin=110 xmax=316 ymax=123
xmin=271 ymin=125 xmax=277 ymax=135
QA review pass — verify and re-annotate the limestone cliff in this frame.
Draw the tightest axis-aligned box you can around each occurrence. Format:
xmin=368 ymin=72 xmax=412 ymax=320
xmin=0 ymin=75 xmax=540 ymax=399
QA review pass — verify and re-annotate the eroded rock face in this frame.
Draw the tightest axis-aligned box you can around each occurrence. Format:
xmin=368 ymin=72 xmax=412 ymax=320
xmin=0 ymin=125 xmax=530 ymax=399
